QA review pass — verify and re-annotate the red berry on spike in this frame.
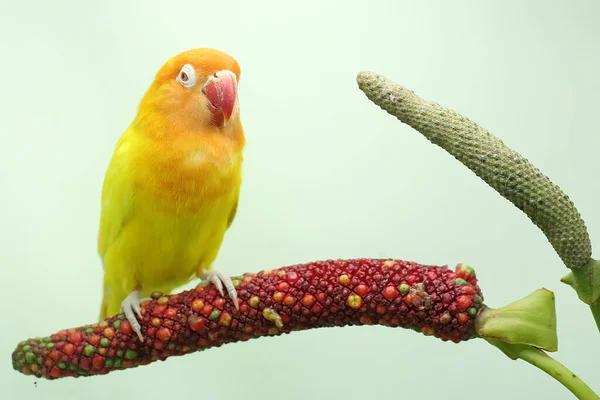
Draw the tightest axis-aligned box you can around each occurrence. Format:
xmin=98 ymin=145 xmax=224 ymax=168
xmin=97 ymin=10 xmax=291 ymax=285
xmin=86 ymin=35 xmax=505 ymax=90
xmin=456 ymin=295 xmax=473 ymax=311
xmin=382 ymin=285 xmax=399 ymax=300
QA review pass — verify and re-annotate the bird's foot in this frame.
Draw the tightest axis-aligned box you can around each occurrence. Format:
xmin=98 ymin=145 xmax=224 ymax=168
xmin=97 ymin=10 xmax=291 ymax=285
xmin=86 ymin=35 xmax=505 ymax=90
xmin=120 ymin=289 xmax=147 ymax=342
xmin=199 ymin=270 xmax=239 ymax=310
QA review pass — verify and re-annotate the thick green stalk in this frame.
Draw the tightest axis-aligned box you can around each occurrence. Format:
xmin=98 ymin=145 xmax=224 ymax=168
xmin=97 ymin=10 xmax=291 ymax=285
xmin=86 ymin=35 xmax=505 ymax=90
xmin=486 ymin=340 xmax=599 ymax=400
xmin=561 ymin=259 xmax=600 ymax=331
xmin=590 ymin=300 xmax=600 ymax=331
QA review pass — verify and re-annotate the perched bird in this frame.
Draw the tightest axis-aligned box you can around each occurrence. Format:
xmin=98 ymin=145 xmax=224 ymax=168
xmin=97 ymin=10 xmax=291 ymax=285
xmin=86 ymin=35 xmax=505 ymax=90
xmin=98 ymin=48 xmax=245 ymax=341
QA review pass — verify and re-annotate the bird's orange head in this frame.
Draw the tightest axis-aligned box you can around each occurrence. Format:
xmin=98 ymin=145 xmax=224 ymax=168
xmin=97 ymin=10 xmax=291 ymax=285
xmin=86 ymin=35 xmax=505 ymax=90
xmin=136 ymin=48 xmax=243 ymax=138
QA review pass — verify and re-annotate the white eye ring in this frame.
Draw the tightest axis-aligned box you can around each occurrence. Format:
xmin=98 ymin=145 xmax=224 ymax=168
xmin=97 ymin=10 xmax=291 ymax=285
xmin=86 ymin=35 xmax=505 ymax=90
xmin=176 ymin=64 xmax=196 ymax=88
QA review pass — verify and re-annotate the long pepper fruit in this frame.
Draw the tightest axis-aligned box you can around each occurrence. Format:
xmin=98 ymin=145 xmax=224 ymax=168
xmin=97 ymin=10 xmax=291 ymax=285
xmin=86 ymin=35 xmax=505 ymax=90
xmin=13 ymin=258 xmax=483 ymax=380
xmin=356 ymin=71 xmax=591 ymax=271
xmin=356 ymin=72 xmax=600 ymax=330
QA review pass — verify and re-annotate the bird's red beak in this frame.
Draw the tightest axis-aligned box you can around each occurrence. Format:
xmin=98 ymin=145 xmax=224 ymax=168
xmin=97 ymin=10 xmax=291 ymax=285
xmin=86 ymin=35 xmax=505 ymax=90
xmin=203 ymin=70 xmax=237 ymax=127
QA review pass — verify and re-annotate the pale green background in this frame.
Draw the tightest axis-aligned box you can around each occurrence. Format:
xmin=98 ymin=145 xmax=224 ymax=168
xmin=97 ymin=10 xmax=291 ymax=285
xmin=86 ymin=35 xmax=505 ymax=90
xmin=1 ymin=0 xmax=598 ymax=399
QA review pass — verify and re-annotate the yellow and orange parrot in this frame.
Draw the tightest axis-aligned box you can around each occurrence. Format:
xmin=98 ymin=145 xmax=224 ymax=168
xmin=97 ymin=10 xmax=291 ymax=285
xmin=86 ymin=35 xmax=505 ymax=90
xmin=98 ymin=48 xmax=244 ymax=341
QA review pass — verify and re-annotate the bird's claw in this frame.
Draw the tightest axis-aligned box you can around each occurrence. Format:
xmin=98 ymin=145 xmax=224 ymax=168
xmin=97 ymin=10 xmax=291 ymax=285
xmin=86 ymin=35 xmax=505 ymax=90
xmin=200 ymin=270 xmax=239 ymax=310
xmin=120 ymin=290 xmax=145 ymax=342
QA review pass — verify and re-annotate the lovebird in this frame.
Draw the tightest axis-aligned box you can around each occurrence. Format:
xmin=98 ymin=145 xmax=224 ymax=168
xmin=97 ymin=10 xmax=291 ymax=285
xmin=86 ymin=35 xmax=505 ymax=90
xmin=98 ymin=48 xmax=245 ymax=341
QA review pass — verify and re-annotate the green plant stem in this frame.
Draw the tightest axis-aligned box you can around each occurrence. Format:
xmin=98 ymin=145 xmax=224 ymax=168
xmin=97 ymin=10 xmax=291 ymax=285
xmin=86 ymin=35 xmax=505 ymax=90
xmin=518 ymin=347 xmax=598 ymax=400
xmin=590 ymin=300 xmax=600 ymax=332
xmin=561 ymin=258 xmax=600 ymax=332
xmin=487 ymin=340 xmax=599 ymax=400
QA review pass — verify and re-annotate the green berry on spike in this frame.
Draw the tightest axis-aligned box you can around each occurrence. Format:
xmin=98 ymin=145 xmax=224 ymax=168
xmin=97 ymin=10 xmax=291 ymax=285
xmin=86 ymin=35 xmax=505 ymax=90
xmin=83 ymin=345 xmax=95 ymax=358
xmin=209 ymin=310 xmax=220 ymax=321
xmin=25 ymin=352 xmax=35 ymax=364
xmin=398 ymin=283 xmax=410 ymax=294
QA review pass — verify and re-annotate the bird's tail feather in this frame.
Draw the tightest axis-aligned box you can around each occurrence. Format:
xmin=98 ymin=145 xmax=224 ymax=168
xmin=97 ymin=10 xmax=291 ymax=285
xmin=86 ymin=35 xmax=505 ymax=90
xmin=99 ymin=282 xmax=115 ymax=321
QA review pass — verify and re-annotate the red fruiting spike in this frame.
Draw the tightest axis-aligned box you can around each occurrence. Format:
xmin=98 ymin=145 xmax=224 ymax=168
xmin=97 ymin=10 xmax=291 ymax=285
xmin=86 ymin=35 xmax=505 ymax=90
xmin=120 ymin=321 xmax=133 ymax=335
xmin=50 ymin=367 xmax=61 ymax=378
xmin=355 ymin=284 xmax=369 ymax=296
xmin=214 ymin=299 xmax=225 ymax=310
xmin=12 ymin=258 xmax=484 ymax=380
xmin=456 ymin=295 xmax=473 ymax=311
xmin=382 ymin=285 xmax=399 ymax=300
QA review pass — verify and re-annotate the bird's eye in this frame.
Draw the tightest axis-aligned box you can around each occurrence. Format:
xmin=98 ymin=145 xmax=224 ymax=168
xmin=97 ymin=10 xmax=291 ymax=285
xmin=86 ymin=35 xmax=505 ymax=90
xmin=176 ymin=64 xmax=196 ymax=88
